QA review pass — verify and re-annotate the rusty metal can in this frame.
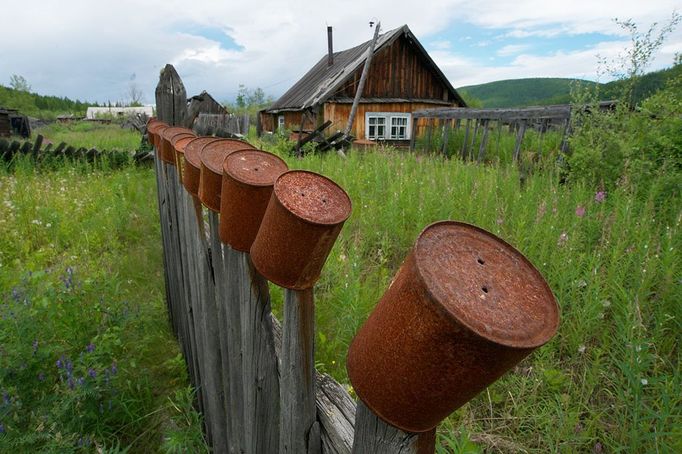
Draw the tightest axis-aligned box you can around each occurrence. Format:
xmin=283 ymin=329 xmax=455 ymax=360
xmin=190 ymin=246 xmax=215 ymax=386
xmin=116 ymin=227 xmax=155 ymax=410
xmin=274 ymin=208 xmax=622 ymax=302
xmin=160 ymin=127 xmax=194 ymax=164
xmin=148 ymin=122 xmax=169 ymax=150
xmin=219 ymin=149 xmax=289 ymax=251
xmin=183 ymin=137 xmax=222 ymax=196
xmin=346 ymin=221 xmax=559 ymax=433
xmin=198 ymin=139 xmax=256 ymax=212
xmin=172 ymin=134 xmax=198 ymax=180
xmin=250 ymin=170 xmax=352 ymax=289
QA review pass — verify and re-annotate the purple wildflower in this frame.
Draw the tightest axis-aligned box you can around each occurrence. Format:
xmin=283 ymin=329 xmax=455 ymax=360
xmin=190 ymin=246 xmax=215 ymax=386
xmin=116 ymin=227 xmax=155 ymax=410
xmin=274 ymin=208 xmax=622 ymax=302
xmin=56 ymin=358 xmax=63 ymax=369
xmin=68 ymin=377 xmax=75 ymax=390
xmin=65 ymin=360 xmax=73 ymax=373
xmin=86 ymin=343 xmax=95 ymax=353
xmin=88 ymin=368 xmax=97 ymax=379
xmin=595 ymin=191 xmax=606 ymax=203
xmin=76 ymin=377 xmax=85 ymax=386
xmin=110 ymin=361 xmax=117 ymax=375
xmin=575 ymin=205 xmax=586 ymax=217
xmin=0 ymin=423 xmax=4 ymax=434
xmin=2 ymin=392 xmax=9 ymax=405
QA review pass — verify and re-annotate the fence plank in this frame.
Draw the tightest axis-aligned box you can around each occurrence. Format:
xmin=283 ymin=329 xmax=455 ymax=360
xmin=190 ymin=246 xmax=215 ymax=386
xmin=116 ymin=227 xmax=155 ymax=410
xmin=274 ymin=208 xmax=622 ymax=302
xmin=280 ymin=289 xmax=321 ymax=454
xmin=351 ymin=402 xmax=434 ymax=454
xmin=235 ymin=251 xmax=281 ymax=453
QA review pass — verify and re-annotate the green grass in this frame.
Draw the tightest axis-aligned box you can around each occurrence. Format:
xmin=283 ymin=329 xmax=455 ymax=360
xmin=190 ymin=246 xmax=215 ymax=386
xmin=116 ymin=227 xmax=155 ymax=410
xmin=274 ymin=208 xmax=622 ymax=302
xmin=0 ymin=157 xmax=205 ymax=452
xmin=35 ymin=122 xmax=142 ymax=151
xmin=262 ymin=146 xmax=680 ymax=453
xmin=1 ymin=123 xmax=679 ymax=452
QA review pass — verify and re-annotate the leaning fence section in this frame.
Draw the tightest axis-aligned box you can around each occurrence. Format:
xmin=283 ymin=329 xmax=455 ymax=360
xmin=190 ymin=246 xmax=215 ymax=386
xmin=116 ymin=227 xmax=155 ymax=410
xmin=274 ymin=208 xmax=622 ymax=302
xmin=150 ymin=64 xmax=560 ymax=454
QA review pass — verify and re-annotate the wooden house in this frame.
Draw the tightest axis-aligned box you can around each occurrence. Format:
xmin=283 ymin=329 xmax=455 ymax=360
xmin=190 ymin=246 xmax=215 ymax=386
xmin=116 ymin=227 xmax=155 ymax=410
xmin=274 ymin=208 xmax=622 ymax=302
xmin=259 ymin=24 xmax=465 ymax=144
xmin=0 ymin=108 xmax=30 ymax=138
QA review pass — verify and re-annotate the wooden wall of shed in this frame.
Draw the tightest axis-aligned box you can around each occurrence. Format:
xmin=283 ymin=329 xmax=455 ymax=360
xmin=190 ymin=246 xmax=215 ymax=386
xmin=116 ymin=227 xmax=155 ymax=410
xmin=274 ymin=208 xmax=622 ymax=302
xmin=324 ymin=102 xmax=446 ymax=140
xmin=259 ymin=111 xmax=317 ymax=133
xmin=0 ymin=113 xmax=10 ymax=137
xmin=335 ymin=35 xmax=457 ymax=102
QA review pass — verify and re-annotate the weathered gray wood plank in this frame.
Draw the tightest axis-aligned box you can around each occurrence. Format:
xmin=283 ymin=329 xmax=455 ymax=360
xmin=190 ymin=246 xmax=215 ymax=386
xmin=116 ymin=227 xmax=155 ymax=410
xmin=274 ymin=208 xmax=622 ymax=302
xmin=413 ymin=105 xmax=572 ymax=121
xmin=351 ymin=402 xmax=435 ymax=454
xmin=513 ymin=120 xmax=527 ymax=162
xmin=280 ymin=289 xmax=320 ymax=454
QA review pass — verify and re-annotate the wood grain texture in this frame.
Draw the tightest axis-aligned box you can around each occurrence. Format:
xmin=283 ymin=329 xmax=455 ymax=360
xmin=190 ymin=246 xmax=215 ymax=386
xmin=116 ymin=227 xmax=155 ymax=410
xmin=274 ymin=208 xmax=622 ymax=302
xmin=351 ymin=402 xmax=434 ymax=454
xmin=280 ymin=289 xmax=320 ymax=454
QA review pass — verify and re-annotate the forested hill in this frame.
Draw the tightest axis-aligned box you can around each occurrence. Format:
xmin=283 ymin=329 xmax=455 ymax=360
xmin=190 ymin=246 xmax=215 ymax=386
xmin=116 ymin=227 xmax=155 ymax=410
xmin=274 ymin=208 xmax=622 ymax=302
xmin=0 ymin=85 xmax=95 ymax=119
xmin=458 ymin=64 xmax=681 ymax=107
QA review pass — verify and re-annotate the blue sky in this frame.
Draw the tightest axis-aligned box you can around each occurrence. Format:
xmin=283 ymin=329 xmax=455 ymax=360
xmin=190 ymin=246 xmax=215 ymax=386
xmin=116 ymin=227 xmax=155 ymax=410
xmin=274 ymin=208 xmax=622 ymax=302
xmin=0 ymin=0 xmax=679 ymax=104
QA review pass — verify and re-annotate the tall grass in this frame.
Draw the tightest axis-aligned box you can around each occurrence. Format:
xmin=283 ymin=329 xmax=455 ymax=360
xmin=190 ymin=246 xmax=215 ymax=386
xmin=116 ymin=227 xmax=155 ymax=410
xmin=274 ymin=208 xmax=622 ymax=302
xmin=1 ymin=133 xmax=679 ymax=451
xmin=264 ymin=147 xmax=680 ymax=453
xmin=35 ymin=122 xmax=142 ymax=151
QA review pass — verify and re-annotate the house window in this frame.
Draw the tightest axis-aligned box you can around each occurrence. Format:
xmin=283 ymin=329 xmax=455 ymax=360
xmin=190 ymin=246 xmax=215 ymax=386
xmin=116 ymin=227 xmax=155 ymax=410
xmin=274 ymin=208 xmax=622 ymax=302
xmin=365 ymin=112 xmax=411 ymax=140
xmin=278 ymin=115 xmax=285 ymax=131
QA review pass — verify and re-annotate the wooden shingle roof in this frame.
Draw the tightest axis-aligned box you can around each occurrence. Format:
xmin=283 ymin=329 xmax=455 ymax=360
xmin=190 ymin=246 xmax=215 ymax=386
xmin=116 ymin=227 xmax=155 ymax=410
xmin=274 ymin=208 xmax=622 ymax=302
xmin=267 ymin=25 xmax=464 ymax=112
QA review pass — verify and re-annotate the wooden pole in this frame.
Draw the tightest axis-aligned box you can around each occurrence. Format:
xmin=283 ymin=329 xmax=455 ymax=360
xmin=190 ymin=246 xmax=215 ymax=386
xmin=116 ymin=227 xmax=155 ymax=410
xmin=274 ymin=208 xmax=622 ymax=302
xmin=352 ymin=402 xmax=435 ymax=454
xmin=280 ymin=288 xmax=321 ymax=454
xmin=477 ymin=119 xmax=490 ymax=163
xmin=409 ymin=117 xmax=418 ymax=151
xmin=343 ymin=22 xmax=381 ymax=139
xmin=513 ymin=120 xmax=527 ymax=162
xmin=469 ymin=119 xmax=480 ymax=161
xmin=460 ymin=118 xmax=470 ymax=160
xmin=440 ymin=119 xmax=451 ymax=157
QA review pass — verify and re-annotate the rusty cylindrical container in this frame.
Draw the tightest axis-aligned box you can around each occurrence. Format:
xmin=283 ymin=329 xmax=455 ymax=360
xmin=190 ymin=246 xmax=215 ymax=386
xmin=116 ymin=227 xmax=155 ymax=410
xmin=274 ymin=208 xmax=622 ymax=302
xmin=171 ymin=134 xmax=198 ymax=180
xmin=346 ymin=221 xmax=559 ymax=433
xmin=160 ymin=127 xmax=195 ymax=164
xmin=219 ymin=150 xmax=289 ymax=251
xmin=148 ymin=121 xmax=168 ymax=150
xmin=183 ymin=137 xmax=222 ymax=196
xmin=198 ymin=139 xmax=256 ymax=212
xmin=250 ymin=170 xmax=352 ymax=289
xmin=146 ymin=118 xmax=160 ymax=146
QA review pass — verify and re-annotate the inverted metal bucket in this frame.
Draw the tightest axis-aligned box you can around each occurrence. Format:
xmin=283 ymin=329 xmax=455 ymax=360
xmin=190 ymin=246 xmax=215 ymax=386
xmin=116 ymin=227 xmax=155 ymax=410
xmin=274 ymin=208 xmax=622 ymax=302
xmin=148 ymin=122 xmax=169 ymax=150
xmin=198 ymin=139 xmax=256 ymax=212
xmin=172 ymin=134 xmax=198 ymax=180
xmin=182 ymin=137 xmax=222 ymax=196
xmin=160 ymin=127 xmax=194 ymax=164
xmin=219 ymin=149 xmax=288 ymax=251
xmin=250 ymin=170 xmax=352 ymax=289
xmin=346 ymin=221 xmax=559 ymax=433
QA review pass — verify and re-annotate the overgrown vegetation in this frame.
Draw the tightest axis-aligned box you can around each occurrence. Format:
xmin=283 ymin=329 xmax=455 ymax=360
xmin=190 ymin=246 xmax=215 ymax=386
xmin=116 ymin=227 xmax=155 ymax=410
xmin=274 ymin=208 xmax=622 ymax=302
xmin=0 ymin=84 xmax=93 ymax=120
xmin=1 ymin=14 xmax=680 ymax=454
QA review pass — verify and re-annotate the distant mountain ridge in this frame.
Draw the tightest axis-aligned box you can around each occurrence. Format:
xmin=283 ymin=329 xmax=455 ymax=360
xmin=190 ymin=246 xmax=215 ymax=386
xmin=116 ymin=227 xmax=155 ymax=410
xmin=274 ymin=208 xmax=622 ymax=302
xmin=458 ymin=65 xmax=681 ymax=108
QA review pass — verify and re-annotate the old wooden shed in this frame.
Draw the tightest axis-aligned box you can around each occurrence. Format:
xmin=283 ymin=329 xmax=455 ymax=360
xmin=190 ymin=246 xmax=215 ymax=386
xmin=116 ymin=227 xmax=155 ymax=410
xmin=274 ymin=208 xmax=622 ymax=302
xmin=259 ymin=24 xmax=465 ymax=144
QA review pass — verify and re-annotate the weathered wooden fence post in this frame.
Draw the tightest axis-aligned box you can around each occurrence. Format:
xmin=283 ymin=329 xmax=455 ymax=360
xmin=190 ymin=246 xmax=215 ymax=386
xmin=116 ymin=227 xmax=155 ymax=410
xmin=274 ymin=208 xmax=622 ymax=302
xmin=251 ymin=170 xmax=352 ymax=454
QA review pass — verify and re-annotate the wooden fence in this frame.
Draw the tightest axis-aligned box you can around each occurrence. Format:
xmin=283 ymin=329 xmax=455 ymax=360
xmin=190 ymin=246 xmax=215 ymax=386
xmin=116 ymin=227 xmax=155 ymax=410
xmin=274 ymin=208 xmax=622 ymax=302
xmin=151 ymin=64 xmax=559 ymax=454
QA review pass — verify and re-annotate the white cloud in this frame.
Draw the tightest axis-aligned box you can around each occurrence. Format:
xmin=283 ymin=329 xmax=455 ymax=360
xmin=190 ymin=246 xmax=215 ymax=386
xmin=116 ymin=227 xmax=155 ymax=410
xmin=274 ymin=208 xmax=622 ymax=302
xmin=0 ymin=0 xmax=679 ymax=102
xmin=497 ymin=44 xmax=531 ymax=57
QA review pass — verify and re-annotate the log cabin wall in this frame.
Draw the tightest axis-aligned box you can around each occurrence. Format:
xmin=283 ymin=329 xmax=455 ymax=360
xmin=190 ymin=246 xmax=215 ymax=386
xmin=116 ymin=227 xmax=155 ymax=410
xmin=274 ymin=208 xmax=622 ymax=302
xmin=324 ymin=102 xmax=445 ymax=140
xmin=335 ymin=35 xmax=453 ymax=102
xmin=259 ymin=111 xmax=317 ymax=133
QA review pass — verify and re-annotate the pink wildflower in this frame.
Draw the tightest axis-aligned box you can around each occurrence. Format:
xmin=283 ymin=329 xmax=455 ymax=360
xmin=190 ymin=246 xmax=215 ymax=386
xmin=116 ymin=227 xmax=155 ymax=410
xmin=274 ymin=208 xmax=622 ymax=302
xmin=575 ymin=205 xmax=586 ymax=217
xmin=595 ymin=191 xmax=606 ymax=203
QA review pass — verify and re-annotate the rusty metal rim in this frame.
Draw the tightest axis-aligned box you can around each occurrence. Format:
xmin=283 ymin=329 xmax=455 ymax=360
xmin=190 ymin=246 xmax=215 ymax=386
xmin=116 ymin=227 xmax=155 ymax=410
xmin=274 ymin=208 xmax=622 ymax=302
xmin=223 ymin=149 xmax=288 ymax=188
xmin=273 ymin=169 xmax=352 ymax=227
xmin=171 ymin=132 xmax=196 ymax=147
xmin=414 ymin=220 xmax=559 ymax=349
xmin=201 ymin=139 xmax=257 ymax=174
xmin=352 ymin=388 xmax=433 ymax=434
xmin=185 ymin=137 xmax=223 ymax=168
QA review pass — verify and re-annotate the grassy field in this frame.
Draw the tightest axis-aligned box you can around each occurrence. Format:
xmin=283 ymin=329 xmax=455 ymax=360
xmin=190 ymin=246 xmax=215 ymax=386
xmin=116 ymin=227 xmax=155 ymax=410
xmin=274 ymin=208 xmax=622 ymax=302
xmin=35 ymin=122 xmax=142 ymax=151
xmin=1 ymin=123 xmax=680 ymax=452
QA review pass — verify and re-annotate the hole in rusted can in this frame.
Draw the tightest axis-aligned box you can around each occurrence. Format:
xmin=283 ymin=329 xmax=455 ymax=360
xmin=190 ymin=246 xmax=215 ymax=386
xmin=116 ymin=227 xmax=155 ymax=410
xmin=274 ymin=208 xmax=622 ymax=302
xmin=477 ymin=258 xmax=485 ymax=265
xmin=482 ymin=285 xmax=489 ymax=293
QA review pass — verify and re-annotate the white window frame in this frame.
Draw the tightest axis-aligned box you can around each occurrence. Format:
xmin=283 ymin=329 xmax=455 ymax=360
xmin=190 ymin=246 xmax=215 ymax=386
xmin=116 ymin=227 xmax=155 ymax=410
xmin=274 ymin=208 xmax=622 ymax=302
xmin=277 ymin=115 xmax=285 ymax=131
xmin=365 ymin=112 xmax=411 ymax=140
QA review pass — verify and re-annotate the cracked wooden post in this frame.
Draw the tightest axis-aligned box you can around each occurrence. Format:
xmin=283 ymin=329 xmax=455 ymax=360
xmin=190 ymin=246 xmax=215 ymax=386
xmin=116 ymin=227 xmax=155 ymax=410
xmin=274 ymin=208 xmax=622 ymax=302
xmin=251 ymin=170 xmax=352 ymax=454
xmin=220 ymin=149 xmax=288 ymax=453
xmin=348 ymin=221 xmax=560 ymax=454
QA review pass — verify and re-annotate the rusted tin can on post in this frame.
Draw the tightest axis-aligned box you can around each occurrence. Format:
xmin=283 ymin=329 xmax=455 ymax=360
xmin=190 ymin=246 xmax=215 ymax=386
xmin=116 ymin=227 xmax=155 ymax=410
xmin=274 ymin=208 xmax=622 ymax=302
xmin=148 ymin=121 xmax=169 ymax=150
xmin=160 ymin=127 xmax=195 ymax=164
xmin=198 ymin=139 xmax=256 ymax=212
xmin=219 ymin=150 xmax=288 ymax=250
xmin=347 ymin=221 xmax=559 ymax=433
xmin=183 ymin=137 xmax=222 ymax=196
xmin=250 ymin=170 xmax=352 ymax=289
xmin=171 ymin=134 xmax=197 ymax=180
